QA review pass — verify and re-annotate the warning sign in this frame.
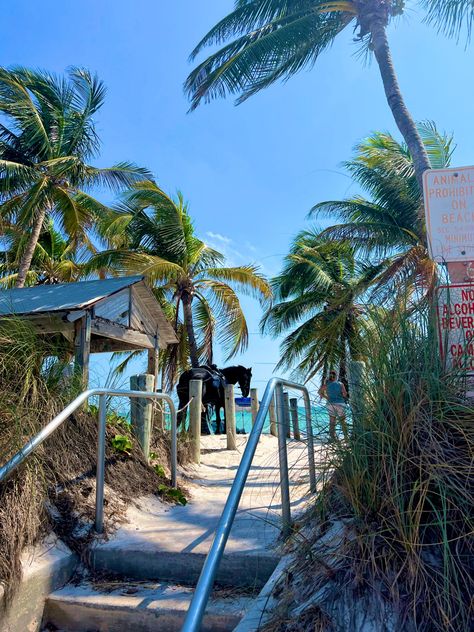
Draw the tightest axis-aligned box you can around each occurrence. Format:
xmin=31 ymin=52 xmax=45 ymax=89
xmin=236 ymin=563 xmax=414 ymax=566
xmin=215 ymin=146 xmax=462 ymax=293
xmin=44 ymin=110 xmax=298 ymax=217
xmin=437 ymin=284 xmax=474 ymax=374
xmin=423 ymin=166 xmax=474 ymax=263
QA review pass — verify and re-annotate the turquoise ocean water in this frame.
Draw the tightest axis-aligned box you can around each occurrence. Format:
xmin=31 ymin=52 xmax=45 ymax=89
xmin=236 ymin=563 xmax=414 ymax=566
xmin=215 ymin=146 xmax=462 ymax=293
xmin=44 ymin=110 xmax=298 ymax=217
xmin=207 ymin=404 xmax=334 ymax=437
xmin=119 ymin=401 xmax=347 ymax=440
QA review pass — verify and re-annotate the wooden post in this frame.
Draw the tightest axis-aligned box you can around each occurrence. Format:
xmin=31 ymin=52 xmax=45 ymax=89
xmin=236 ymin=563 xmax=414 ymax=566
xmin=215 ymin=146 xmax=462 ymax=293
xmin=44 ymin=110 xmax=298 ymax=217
xmin=348 ymin=360 xmax=366 ymax=437
xmin=147 ymin=330 xmax=164 ymax=430
xmin=189 ymin=379 xmax=202 ymax=464
xmin=130 ymin=373 xmax=154 ymax=460
xmin=269 ymin=397 xmax=277 ymax=437
xmin=224 ymin=384 xmax=237 ymax=450
xmin=283 ymin=391 xmax=291 ymax=439
xmin=289 ymin=397 xmax=301 ymax=440
xmin=147 ymin=329 xmax=160 ymax=390
xmin=74 ymin=312 xmax=91 ymax=387
xmin=250 ymin=388 xmax=259 ymax=427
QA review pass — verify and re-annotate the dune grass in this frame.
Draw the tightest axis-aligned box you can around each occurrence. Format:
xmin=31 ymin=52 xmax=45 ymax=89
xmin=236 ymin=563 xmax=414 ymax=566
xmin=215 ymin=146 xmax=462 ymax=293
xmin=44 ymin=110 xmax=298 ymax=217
xmin=0 ymin=318 xmax=185 ymax=608
xmin=269 ymin=302 xmax=473 ymax=631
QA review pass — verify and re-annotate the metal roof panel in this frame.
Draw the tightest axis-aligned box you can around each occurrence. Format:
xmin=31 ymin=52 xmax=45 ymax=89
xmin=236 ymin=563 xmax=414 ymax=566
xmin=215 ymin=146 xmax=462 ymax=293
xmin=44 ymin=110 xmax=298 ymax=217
xmin=0 ymin=276 xmax=144 ymax=315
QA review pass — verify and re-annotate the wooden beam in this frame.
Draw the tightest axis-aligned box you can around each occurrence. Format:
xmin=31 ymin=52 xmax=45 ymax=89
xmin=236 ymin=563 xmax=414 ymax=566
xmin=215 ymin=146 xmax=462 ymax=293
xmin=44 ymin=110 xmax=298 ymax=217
xmin=24 ymin=316 xmax=75 ymax=342
xmin=74 ymin=312 xmax=91 ymax=387
xmin=91 ymin=317 xmax=155 ymax=349
xmin=91 ymin=338 xmax=145 ymax=353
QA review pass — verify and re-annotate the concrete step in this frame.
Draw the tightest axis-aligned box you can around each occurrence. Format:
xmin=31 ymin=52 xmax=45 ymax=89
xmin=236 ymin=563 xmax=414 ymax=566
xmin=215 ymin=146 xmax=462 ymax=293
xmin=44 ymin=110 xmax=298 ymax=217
xmin=90 ymin=547 xmax=280 ymax=589
xmin=42 ymin=580 xmax=254 ymax=632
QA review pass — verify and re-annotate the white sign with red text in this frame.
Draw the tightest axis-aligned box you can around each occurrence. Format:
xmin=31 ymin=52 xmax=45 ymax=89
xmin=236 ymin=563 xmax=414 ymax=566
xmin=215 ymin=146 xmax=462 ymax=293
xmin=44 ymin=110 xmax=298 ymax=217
xmin=437 ymin=284 xmax=474 ymax=374
xmin=423 ymin=166 xmax=474 ymax=263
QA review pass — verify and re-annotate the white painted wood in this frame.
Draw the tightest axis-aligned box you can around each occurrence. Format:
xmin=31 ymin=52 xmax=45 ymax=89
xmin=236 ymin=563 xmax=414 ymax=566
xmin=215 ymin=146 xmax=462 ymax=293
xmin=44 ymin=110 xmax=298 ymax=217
xmin=93 ymin=288 xmax=130 ymax=326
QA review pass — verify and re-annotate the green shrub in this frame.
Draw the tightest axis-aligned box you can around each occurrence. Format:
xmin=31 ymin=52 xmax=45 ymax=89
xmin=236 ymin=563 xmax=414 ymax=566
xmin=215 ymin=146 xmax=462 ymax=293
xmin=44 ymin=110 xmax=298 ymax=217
xmin=111 ymin=434 xmax=133 ymax=455
xmin=313 ymin=300 xmax=473 ymax=632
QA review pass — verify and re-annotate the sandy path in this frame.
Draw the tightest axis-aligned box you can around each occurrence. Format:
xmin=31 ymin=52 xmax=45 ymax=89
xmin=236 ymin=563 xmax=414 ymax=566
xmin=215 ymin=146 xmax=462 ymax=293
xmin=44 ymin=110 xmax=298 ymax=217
xmin=98 ymin=434 xmax=315 ymax=558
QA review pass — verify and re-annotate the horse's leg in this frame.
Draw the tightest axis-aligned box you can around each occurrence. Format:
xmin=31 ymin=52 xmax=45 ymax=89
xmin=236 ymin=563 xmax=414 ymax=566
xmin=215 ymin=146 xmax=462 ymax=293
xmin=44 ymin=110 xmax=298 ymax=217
xmin=215 ymin=405 xmax=221 ymax=435
xmin=222 ymin=393 xmax=227 ymax=434
xmin=200 ymin=386 xmax=211 ymax=435
xmin=177 ymin=389 xmax=186 ymax=428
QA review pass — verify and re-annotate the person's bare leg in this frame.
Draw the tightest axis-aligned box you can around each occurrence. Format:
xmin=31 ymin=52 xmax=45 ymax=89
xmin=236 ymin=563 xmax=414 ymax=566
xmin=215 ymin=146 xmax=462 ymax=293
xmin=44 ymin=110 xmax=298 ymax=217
xmin=339 ymin=413 xmax=348 ymax=440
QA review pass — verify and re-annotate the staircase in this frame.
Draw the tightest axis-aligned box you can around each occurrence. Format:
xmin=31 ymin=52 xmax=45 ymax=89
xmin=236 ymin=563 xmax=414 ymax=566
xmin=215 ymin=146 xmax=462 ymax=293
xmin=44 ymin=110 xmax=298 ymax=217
xmin=42 ymin=579 xmax=256 ymax=632
xmin=37 ymin=432 xmax=313 ymax=632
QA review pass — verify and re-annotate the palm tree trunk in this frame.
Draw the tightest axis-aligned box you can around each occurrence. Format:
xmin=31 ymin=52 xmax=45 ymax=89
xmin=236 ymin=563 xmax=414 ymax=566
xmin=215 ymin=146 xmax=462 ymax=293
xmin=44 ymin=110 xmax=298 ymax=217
xmin=182 ymin=293 xmax=200 ymax=368
xmin=369 ymin=18 xmax=431 ymax=190
xmin=15 ymin=205 xmax=47 ymax=288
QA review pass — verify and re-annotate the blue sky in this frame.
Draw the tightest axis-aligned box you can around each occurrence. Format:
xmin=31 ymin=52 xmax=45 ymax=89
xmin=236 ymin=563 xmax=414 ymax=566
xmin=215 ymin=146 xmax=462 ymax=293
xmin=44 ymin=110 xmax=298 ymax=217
xmin=3 ymin=1 xmax=473 ymax=392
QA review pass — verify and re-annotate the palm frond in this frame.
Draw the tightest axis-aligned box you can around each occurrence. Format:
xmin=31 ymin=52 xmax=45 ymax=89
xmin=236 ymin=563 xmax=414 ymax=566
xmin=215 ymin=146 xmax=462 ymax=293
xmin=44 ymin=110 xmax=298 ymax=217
xmin=201 ymin=264 xmax=271 ymax=305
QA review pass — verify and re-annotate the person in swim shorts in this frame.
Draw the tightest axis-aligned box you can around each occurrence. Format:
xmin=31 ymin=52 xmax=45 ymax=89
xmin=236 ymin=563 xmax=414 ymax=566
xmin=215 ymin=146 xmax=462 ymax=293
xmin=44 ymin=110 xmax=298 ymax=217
xmin=319 ymin=370 xmax=348 ymax=441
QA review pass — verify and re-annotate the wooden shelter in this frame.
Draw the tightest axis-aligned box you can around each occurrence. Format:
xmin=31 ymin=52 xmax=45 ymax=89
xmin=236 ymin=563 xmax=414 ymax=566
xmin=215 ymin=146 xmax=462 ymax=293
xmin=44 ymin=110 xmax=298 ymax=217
xmin=0 ymin=276 xmax=178 ymax=385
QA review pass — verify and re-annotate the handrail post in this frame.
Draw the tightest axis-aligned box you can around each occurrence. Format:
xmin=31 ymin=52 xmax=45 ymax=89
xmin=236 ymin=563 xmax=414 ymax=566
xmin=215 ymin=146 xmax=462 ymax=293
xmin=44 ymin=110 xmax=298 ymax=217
xmin=283 ymin=391 xmax=291 ymax=439
xmin=95 ymin=393 xmax=107 ymax=533
xmin=275 ymin=384 xmax=291 ymax=537
xmin=303 ymin=390 xmax=317 ymax=493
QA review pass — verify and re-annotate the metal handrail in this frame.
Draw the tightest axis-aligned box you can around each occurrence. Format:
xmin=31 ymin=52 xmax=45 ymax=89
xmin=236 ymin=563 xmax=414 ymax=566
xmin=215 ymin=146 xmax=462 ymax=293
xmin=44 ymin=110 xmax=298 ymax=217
xmin=182 ymin=377 xmax=316 ymax=632
xmin=0 ymin=388 xmax=177 ymax=533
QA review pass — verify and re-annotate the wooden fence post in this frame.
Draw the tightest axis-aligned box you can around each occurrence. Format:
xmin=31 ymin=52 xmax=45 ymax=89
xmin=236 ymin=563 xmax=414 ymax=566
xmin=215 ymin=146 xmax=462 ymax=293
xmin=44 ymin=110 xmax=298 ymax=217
xmin=250 ymin=388 xmax=259 ymax=427
xmin=269 ymin=397 xmax=277 ymax=437
xmin=189 ymin=379 xmax=202 ymax=464
xmin=130 ymin=374 xmax=154 ymax=461
xmin=225 ymin=384 xmax=237 ymax=450
xmin=283 ymin=392 xmax=291 ymax=438
xmin=74 ymin=312 xmax=91 ymax=388
xmin=289 ymin=397 xmax=301 ymax=440
xmin=348 ymin=360 xmax=366 ymax=436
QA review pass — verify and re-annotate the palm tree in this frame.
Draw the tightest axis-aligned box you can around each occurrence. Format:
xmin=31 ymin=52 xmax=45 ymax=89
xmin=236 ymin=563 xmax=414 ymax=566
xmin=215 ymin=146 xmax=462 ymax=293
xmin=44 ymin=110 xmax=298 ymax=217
xmin=310 ymin=122 xmax=453 ymax=300
xmin=0 ymin=67 xmax=151 ymax=288
xmin=0 ymin=220 xmax=87 ymax=287
xmin=262 ymin=233 xmax=379 ymax=382
xmin=185 ymin=1 xmax=468 ymax=187
xmin=91 ymin=181 xmax=272 ymax=369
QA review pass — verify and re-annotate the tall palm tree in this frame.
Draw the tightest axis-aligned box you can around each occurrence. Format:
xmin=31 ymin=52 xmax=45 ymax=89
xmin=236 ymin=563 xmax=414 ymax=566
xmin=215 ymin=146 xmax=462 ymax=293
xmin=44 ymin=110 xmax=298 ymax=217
xmin=310 ymin=122 xmax=453 ymax=299
xmin=185 ymin=1 xmax=470 ymax=187
xmin=262 ymin=233 xmax=379 ymax=382
xmin=0 ymin=220 xmax=87 ymax=287
xmin=91 ymin=181 xmax=272 ymax=368
xmin=0 ymin=67 xmax=151 ymax=288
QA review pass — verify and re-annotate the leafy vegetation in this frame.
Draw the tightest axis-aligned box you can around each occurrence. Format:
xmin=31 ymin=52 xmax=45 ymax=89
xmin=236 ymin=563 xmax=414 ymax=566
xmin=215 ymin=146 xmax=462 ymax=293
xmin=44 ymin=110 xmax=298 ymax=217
xmin=185 ymin=0 xmax=472 ymax=184
xmin=269 ymin=302 xmax=473 ymax=632
xmin=0 ymin=67 xmax=149 ymax=288
xmin=111 ymin=434 xmax=133 ymax=455
xmin=89 ymin=182 xmax=271 ymax=376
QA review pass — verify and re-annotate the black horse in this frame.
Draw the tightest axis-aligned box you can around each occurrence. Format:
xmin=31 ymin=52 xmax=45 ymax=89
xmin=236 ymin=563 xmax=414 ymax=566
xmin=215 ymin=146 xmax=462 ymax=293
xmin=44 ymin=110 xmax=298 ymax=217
xmin=176 ymin=365 xmax=252 ymax=434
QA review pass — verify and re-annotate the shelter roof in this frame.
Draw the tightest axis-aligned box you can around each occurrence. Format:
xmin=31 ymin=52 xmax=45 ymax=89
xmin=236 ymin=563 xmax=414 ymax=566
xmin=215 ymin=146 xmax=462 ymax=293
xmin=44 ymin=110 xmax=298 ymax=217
xmin=0 ymin=276 xmax=144 ymax=315
xmin=0 ymin=276 xmax=178 ymax=348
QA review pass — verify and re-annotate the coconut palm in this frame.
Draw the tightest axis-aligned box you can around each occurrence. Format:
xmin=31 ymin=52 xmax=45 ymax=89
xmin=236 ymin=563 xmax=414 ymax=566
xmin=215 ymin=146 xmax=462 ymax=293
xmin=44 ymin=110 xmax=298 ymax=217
xmin=185 ymin=0 xmax=469 ymax=187
xmin=310 ymin=122 xmax=453 ymax=300
xmin=0 ymin=220 xmax=89 ymax=287
xmin=0 ymin=67 xmax=151 ymax=288
xmin=90 ymin=181 xmax=272 ymax=369
xmin=262 ymin=233 xmax=380 ymax=382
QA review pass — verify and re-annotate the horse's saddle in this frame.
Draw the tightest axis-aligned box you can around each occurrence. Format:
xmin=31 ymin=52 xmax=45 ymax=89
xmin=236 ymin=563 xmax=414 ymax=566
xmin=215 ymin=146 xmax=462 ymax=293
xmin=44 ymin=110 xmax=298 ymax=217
xmin=201 ymin=364 xmax=226 ymax=391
